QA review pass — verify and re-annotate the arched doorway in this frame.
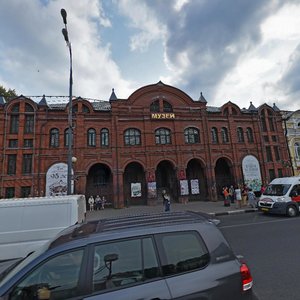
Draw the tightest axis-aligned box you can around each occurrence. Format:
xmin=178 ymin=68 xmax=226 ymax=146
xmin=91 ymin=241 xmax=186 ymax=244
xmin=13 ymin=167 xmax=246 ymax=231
xmin=215 ymin=158 xmax=234 ymax=199
xmin=156 ymin=160 xmax=178 ymax=202
xmin=123 ymin=162 xmax=146 ymax=205
xmin=86 ymin=163 xmax=113 ymax=203
xmin=186 ymin=159 xmax=208 ymax=201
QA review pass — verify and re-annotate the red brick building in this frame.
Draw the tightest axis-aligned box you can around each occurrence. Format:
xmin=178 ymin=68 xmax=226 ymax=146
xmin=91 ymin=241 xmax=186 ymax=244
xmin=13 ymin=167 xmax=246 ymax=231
xmin=0 ymin=81 xmax=292 ymax=206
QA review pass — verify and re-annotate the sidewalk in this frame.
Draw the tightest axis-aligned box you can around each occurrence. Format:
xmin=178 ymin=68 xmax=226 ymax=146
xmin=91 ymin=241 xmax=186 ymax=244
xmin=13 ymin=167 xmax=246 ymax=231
xmin=86 ymin=200 xmax=257 ymax=221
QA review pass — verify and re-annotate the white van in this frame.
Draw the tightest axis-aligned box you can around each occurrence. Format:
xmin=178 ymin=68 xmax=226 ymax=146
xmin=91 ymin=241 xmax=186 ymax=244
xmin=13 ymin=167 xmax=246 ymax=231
xmin=258 ymin=177 xmax=300 ymax=217
xmin=0 ymin=195 xmax=86 ymax=261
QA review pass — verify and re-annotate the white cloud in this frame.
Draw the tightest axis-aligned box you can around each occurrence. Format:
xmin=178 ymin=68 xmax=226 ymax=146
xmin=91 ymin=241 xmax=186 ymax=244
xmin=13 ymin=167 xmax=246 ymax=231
xmin=214 ymin=2 xmax=300 ymax=110
xmin=115 ymin=0 xmax=166 ymax=52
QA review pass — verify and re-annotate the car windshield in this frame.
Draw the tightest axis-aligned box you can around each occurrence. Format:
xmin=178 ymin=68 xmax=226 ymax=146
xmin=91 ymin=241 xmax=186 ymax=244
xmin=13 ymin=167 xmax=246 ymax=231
xmin=263 ymin=184 xmax=291 ymax=196
xmin=0 ymin=241 xmax=50 ymax=287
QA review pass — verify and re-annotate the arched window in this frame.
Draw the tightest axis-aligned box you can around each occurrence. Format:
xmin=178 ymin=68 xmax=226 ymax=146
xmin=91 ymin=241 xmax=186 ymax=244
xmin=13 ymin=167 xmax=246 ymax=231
xmin=150 ymin=100 xmax=159 ymax=112
xmin=268 ymin=110 xmax=275 ymax=131
xmin=124 ymin=128 xmax=141 ymax=146
xmin=82 ymin=104 xmax=90 ymax=113
xmin=10 ymin=103 xmax=20 ymax=134
xmin=221 ymin=127 xmax=229 ymax=143
xmin=211 ymin=127 xmax=218 ymax=144
xmin=184 ymin=127 xmax=200 ymax=144
xmin=73 ymin=104 xmax=78 ymax=114
xmin=155 ymin=128 xmax=171 ymax=144
xmin=87 ymin=128 xmax=96 ymax=147
xmin=246 ymin=127 xmax=254 ymax=143
xmin=24 ymin=104 xmax=34 ymax=134
xmin=163 ymin=100 xmax=173 ymax=112
xmin=295 ymin=142 xmax=300 ymax=160
xmin=64 ymin=128 xmax=73 ymax=147
xmin=237 ymin=127 xmax=244 ymax=142
xmin=101 ymin=128 xmax=109 ymax=147
xmin=223 ymin=108 xmax=229 ymax=116
xmin=50 ymin=128 xmax=59 ymax=148
xmin=260 ymin=110 xmax=267 ymax=132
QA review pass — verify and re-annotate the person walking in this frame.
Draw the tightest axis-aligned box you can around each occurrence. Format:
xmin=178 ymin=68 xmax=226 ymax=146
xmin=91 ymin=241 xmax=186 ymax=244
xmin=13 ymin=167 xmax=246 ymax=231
xmin=234 ymin=185 xmax=242 ymax=209
xmin=247 ymin=189 xmax=257 ymax=208
xmin=222 ymin=186 xmax=230 ymax=207
xmin=95 ymin=195 xmax=101 ymax=211
xmin=229 ymin=185 xmax=235 ymax=204
xmin=162 ymin=190 xmax=171 ymax=212
xmin=241 ymin=185 xmax=248 ymax=206
xmin=88 ymin=196 xmax=94 ymax=211
xmin=101 ymin=196 xmax=106 ymax=210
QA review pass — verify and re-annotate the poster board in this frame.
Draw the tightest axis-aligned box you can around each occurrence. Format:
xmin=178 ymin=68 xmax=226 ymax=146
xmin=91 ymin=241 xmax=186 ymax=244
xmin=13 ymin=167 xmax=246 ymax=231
xmin=180 ymin=180 xmax=189 ymax=195
xmin=131 ymin=182 xmax=142 ymax=197
xmin=242 ymin=155 xmax=262 ymax=191
xmin=191 ymin=179 xmax=200 ymax=194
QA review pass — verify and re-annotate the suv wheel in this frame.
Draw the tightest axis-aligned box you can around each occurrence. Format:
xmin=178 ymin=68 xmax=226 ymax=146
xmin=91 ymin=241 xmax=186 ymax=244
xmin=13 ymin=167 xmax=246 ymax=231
xmin=286 ymin=205 xmax=298 ymax=217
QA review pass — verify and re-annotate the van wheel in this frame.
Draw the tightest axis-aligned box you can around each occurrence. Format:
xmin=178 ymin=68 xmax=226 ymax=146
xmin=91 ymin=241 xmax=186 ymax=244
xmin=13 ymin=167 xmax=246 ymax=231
xmin=286 ymin=205 xmax=298 ymax=217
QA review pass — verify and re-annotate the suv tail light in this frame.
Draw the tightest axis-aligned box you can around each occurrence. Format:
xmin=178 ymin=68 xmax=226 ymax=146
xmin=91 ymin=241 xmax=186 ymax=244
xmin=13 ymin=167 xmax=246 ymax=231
xmin=240 ymin=263 xmax=253 ymax=291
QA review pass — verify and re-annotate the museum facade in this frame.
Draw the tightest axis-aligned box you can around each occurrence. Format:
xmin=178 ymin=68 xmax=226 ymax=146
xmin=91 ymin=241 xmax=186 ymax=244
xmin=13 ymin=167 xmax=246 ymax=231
xmin=0 ymin=81 xmax=293 ymax=206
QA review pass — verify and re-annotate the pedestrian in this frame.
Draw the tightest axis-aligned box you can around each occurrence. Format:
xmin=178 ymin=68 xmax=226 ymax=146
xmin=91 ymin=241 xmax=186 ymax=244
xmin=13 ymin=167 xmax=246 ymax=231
xmin=247 ymin=189 xmax=257 ymax=208
xmin=241 ymin=185 xmax=248 ymax=206
xmin=222 ymin=186 xmax=230 ymax=207
xmin=260 ymin=184 xmax=266 ymax=195
xmin=162 ymin=190 xmax=171 ymax=212
xmin=88 ymin=196 xmax=94 ymax=211
xmin=235 ymin=185 xmax=242 ymax=209
xmin=229 ymin=185 xmax=235 ymax=204
xmin=101 ymin=196 xmax=106 ymax=210
xmin=95 ymin=195 xmax=101 ymax=211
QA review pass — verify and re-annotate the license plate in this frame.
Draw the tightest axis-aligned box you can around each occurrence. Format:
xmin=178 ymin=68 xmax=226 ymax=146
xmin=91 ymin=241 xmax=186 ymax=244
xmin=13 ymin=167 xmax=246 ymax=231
xmin=261 ymin=208 xmax=269 ymax=212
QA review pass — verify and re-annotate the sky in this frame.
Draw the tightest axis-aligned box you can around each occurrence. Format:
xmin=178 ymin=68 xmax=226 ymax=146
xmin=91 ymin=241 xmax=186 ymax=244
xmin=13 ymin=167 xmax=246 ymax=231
xmin=0 ymin=0 xmax=300 ymax=111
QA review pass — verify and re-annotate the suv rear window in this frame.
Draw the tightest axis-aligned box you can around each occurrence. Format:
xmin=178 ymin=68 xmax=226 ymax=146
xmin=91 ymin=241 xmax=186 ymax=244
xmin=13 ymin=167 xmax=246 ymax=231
xmin=155 ymin=231 xmax=209 ymax=276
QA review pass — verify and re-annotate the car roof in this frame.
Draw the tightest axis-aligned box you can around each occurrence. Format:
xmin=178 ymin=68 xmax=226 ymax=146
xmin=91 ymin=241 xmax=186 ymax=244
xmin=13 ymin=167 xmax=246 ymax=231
xmin=49 ymin=211 xmax=219 ymax=249
xmin=270 ymin=177 xmax=300 ymax=185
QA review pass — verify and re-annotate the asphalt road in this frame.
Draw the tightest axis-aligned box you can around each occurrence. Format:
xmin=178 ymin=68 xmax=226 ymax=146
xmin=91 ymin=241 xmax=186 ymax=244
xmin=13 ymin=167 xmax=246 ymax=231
xmin=218 ymin=212 xmax=300 ymax=300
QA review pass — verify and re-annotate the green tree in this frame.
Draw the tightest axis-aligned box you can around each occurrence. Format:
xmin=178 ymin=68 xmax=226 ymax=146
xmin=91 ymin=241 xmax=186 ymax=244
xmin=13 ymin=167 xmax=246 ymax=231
xmin=0 ymin=85 xmax=18 ymax=99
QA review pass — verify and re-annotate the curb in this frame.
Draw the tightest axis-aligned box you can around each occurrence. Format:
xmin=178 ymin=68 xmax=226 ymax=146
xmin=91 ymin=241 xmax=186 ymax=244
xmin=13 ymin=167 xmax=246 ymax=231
xmin=210 ymin=208 xmax=258 ymax=217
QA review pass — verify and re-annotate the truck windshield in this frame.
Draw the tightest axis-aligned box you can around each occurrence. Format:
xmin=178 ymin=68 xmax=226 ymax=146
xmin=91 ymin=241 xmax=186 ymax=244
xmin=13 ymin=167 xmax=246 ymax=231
xmin=263 ymin=184 xmax=291 ymax=196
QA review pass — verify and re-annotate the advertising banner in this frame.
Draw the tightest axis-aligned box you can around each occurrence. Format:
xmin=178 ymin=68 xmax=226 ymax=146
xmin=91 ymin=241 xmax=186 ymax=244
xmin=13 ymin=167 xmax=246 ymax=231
xmin=242 ymin=155 xmax=262 ymax=191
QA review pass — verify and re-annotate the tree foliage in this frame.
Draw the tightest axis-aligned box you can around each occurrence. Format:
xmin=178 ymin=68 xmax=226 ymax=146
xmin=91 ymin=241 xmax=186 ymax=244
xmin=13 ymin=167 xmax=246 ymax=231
xmin=0 ymin=85 xmax=18 ymax=100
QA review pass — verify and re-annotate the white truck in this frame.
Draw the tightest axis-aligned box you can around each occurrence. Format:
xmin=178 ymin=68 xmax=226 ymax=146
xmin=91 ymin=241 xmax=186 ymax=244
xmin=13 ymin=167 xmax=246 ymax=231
xmin=0 ymin=195 xmax=86 ymax=261
xmin=258 ymin=177 xmax=300 ymax=217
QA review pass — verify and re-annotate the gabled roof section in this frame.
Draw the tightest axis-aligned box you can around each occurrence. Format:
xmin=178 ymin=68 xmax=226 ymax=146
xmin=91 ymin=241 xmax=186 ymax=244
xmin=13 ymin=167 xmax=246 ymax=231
xmin=272 ymin=103 xmax=280 ymax=112
xmin=198 ymin=92 xmax=207 ymax=103
xmin=38 ymin=94 xmax=48 ymax=107
xmin=248 ymin=101 xmax=257 ymax=112
xmin=109 ymin=88 xmax=118 ymax=101
xmin=0 ymin=95 xmax=6 ymax=105
xmin=127 ymin=81 xmax=196 ymax=107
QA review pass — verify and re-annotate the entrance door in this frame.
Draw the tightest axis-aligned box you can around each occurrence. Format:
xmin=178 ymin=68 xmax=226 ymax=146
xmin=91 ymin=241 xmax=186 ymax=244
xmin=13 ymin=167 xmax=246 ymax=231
xmin=156 ymin=161 xmax=178 ymax=202
xmin=123 ymin=162 xmax=146 ymax=205
xmin=215 ymin=158 xmax=233 ymax=199
xmin=86 ymin=164 xmax=112 ymax=203
xmin=186 ymin=159 xmax=207 ymax=201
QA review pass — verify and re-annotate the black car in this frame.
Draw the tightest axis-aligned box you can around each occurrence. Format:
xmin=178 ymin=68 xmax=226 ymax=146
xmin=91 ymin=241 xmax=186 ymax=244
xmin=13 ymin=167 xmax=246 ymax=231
xmin=0 ymin=211 xmax=255 ymax=299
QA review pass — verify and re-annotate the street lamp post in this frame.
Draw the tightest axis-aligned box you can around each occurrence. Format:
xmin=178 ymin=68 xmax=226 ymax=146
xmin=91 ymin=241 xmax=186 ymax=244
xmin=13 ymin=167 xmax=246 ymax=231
xmin=61 ymin=8 xmax=73 ymax=195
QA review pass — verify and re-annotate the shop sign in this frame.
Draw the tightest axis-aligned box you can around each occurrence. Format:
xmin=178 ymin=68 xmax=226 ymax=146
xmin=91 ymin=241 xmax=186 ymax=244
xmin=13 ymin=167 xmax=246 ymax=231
xmin=151 ymin=113 xmax=175 ymax=119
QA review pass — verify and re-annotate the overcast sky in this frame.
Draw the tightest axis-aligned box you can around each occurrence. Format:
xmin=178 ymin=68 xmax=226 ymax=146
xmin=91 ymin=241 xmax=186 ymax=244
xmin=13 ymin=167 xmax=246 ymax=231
xmin=0 ymin=0 xmax=300 ymax=110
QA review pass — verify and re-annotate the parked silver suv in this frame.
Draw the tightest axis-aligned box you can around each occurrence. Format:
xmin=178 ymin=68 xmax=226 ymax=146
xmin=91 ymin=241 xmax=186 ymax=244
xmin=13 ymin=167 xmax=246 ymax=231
xmin=0 ymin=211 xmax=255 ymax=299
